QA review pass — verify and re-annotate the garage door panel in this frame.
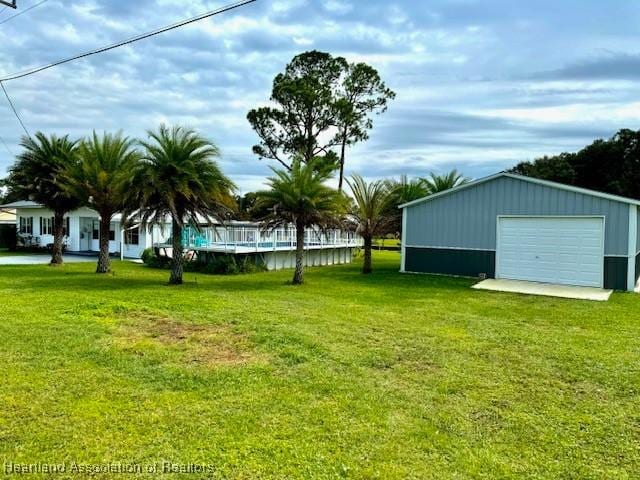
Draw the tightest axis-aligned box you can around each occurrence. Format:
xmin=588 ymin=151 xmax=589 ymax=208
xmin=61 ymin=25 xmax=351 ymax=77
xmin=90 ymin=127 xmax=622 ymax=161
xmin=497 ymin=217 xmax=604 ymax=288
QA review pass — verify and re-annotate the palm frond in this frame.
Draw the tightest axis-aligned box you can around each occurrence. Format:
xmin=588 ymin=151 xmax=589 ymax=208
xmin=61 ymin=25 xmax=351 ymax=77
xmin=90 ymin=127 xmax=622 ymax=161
xmin=255 ymin=156 xmax=346 ymax=232
xmin=346 ymin=174 xmax=392 ymax=237
xmin=5 ymin=132 xmax=81 ymax=213
xmin=130 ymin=124 xmax=236 ymax=231
xmin=422 ymin=169 xmax=470 ymax=194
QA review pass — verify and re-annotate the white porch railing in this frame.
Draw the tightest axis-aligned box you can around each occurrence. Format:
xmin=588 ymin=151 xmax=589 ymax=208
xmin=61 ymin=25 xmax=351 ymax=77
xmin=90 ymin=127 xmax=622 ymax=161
xmin=180 ymin=225 xmax=361 ymax=252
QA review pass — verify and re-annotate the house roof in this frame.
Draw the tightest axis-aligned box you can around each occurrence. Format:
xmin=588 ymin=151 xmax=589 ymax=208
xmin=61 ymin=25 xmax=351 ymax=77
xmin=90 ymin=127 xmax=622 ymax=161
xmin=0 ymin=200 xmax=42 ymax=209
xmin=0 ymin=201 xmax=266 ymax=226
xmin=399 ymin=172 xmax=640 ymax=209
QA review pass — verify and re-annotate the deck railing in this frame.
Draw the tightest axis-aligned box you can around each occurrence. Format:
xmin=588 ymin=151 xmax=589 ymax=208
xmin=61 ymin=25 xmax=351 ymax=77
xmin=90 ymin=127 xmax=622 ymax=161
xmin=180 ymin=225 xmax=361 ymax=252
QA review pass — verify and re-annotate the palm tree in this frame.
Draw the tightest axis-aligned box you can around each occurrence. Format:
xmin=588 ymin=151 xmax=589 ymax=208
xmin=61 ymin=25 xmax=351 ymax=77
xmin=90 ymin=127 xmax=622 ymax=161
xmin=5 ymin=133 xmax=80 ymax=265
xmin=346 ymin=175 xmax=391 ymax=274
xmin=63 ymin=132 xmax=140 ymax=273
xmin=132 ymin=125 xmax=236 ymax=285
xmin=256 ymin=157 xmax=346 ymax=285
xmin=384 ymin=175 xmax=430 ymax=235
xmin=423 ymin=169 xmax=469 ymax=194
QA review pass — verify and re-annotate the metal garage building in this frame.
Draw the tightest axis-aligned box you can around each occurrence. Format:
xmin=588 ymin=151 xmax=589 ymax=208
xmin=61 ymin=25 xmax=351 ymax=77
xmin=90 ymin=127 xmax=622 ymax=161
xmin=400 ymin=172 xmax=640 ymax=291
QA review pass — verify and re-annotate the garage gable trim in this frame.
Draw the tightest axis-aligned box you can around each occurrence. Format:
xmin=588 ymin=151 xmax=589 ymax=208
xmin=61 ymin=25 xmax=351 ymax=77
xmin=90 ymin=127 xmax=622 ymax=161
xmin=628 ymin=205 xmax=638 ymax=291
xmin=399 ymin=172 xmax=640 ymax=209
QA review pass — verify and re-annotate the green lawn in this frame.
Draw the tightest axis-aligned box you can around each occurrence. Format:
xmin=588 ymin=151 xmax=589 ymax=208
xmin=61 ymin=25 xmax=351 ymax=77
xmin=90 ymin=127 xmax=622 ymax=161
xmin=1 ymin=252 xmax=639 ymax=479
xmin=0 ymin=248 xmax=22 ymax=256
xmin=373 ymin=238 xmax=400 ymax=247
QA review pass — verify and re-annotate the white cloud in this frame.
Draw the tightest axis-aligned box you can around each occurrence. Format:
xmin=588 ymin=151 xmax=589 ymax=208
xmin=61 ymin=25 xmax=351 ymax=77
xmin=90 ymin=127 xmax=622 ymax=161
xmin=1 ymin=0 xmax=640 ymax=191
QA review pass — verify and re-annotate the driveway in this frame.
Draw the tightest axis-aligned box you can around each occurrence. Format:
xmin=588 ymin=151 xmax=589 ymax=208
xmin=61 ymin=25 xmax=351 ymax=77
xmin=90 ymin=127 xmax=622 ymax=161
xmin=473 ymin=278 xmax=613 ymax=301
xmin=0 ymin=255 xmax=97 ymax=265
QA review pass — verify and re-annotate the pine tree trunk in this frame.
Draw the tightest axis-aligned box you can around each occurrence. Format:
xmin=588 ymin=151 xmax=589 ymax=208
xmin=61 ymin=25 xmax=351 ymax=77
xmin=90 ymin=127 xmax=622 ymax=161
xmin=338 ymin=138 xmax=347 ymax=192
xmin=50 ymin=210 xmax=65 ymax=266
xmin=169 ymin=219 xmax=184 ymax=285
xmin=292 ymin=220 xmax=305 ymax=285
xmin=96 ymin=215 xmax=111 ymax=273
xmin=363 ymin=235 xmax=373 ymax=274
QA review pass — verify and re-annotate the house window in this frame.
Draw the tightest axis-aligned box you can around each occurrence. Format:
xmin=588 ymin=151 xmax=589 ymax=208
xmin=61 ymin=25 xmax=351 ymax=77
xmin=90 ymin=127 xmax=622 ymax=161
xmin=125 ymin=228 xmax=140 ymax=245
xmin=91 ymin=221 xmax=116 ymax=241
xmin=40 ymin=217 xmax=53 ymax=235
xmin=39 ymin=217 xmax=69 ymax=236
xmin=19 ymin=217 xmax=33 ymax=235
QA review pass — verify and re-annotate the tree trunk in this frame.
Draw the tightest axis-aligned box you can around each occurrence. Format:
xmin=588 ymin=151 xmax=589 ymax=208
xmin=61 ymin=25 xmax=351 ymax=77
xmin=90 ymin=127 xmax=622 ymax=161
xmin=50 ymin=210 xmax=65 ymax=266
xmin=169 ymin=219 xmax=184 ymax=285
xmin=292 ymin=219 xmax=305 ymax=285
xmin=96 ymin=215 xmax=111 ymax=273
xmin=338 ymin=137 xmax=347 ymax=192
xmin=363 ymin=235 xmax=373 ymax=274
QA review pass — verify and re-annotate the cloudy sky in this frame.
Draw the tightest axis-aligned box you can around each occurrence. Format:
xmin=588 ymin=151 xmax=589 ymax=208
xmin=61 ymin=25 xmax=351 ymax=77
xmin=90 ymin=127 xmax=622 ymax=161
xmin=1 ymin=0 xmax=639 ymax=192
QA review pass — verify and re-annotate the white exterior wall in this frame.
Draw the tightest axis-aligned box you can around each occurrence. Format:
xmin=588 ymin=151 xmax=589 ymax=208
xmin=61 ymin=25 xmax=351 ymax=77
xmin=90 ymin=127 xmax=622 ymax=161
xmin=68 ymin=215 xmax=81 ymax=251
xmin=263 ymin=247 xmax=355 ymax=271
xmin=15 ymin=206 xmax=169 ymax=259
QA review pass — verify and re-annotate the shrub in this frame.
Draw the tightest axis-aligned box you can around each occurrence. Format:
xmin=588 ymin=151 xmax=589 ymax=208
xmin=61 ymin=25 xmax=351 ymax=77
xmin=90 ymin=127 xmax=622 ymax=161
xmin=141 ymin=247 xmax=154 ymax=264
xmin=208 ymin=255 xmax=239 ymax=275
xmin=143 ymin=250 xmax=266 ymax=275
xmin=141 ymin=247 xmax=171 ymax=269
xmin=238 ymin=255 xmax=267 ymax=274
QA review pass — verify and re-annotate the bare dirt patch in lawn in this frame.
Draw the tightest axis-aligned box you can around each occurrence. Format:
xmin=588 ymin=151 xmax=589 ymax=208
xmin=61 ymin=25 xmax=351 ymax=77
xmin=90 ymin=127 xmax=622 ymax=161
xmin=109 ymin=311 xmax=265 ymax=368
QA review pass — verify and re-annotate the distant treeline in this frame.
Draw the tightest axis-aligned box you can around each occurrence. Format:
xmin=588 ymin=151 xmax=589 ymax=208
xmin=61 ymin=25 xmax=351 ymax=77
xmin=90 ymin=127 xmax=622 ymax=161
xmin=510 ymin=129 xmax=640 ymax=200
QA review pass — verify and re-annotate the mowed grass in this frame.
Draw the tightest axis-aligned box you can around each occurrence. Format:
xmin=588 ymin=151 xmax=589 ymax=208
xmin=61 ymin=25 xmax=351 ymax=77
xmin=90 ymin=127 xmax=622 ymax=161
xmin=0 ymin=252 xmax=639 ymax=479
xmin=0 ymin=248 xmax=23 ymax=257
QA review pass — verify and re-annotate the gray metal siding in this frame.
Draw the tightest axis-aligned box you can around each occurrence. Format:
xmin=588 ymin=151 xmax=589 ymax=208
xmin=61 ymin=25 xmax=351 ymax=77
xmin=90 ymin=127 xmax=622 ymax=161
xmin=405 ymin=176 xmax=630 ymax=256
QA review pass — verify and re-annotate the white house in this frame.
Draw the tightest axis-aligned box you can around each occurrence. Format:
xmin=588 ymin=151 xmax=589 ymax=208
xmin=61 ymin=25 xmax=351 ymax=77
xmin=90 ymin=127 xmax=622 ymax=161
xmin=0 ymin=201 xmax=362 ymax=268
xmin=0 ymin=201 xmax=170 ymax=258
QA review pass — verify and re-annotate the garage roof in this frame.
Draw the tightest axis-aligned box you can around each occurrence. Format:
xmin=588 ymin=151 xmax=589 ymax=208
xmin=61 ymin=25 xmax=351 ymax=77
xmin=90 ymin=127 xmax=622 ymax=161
xmin=399 ymin=172 xmax=640 ymax=209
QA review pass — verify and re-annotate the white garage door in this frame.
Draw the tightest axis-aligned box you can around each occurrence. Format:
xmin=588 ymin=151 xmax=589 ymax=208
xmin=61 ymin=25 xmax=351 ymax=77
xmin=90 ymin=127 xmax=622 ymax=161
xmin=496 ymin=217 xmax=604 ymax=288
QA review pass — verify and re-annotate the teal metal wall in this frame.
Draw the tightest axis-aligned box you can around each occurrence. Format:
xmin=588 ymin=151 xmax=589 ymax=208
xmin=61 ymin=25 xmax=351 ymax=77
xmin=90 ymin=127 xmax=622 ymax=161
xmin=603 ymin=257 xmax=629 ymax=291
xmin=405 ymin=247 xmax=495 ymax=278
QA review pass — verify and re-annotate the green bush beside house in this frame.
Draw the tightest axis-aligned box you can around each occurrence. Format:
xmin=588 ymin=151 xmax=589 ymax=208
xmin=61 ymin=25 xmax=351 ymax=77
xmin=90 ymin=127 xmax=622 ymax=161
xmin=141 ymin=247 xmax=266 ymax=275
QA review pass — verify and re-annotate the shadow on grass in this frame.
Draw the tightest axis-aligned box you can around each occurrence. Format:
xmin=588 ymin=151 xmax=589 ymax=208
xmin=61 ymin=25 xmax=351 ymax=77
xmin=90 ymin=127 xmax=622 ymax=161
xmin=2 ymin=254 xmax=478 ymax=299
xmin=313 ymin=263 xmax=477 ymax=291
xmin=21 ymin=269 xmax=294 ymax=293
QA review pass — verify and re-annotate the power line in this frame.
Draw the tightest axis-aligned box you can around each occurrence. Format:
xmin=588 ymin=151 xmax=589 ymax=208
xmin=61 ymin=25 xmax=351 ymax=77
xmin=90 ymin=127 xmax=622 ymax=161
xmin=0 ymin=134 xmax=14 ymax=157
xmin=0 ymin=0 xmax=258 ymax=82
xmin=0 ymin=0 xmax=47 ymax=26
xmin=0 ymin=81 xmax=30 ymax=137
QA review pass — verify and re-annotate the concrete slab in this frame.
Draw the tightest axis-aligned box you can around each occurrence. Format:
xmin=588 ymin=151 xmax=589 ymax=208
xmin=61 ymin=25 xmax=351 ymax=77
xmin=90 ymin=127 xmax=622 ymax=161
xmin=472 ymin=278 xmax=613 ymax=302
xmin=0 ymin=255 xmax=97 ymax=265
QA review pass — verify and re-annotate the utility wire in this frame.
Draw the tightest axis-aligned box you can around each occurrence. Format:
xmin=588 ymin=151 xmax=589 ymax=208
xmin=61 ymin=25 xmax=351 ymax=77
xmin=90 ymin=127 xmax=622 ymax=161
xmin=0 ymin=0 xmax=257 ymax=82
xmin=0 ymin=81 xmax=30 ymax=137
xmin=0 ymin=134 xmax=14 ymax=157
xmin=0 ymin=0 xmax=47 ymax=26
